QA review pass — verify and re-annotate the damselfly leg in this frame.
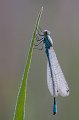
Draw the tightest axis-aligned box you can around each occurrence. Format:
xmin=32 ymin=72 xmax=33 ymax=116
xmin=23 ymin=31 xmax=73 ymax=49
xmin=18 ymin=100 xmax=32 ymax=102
xmin=34 ymin=27 xmax=44 ymax=50
xmin=34 ymin=46 xmax=43 ymax=50
xmin=34 ymin=40 xmax=43 ymax=46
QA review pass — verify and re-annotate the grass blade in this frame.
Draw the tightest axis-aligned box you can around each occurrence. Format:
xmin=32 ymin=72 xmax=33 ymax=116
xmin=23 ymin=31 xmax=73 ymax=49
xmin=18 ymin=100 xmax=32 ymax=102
xmin=13 ymin=6 xmax=43 ymax=120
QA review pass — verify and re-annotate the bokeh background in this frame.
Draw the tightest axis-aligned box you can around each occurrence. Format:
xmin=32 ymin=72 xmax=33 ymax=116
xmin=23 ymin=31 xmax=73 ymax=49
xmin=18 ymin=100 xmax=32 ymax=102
xmin=0 ymin=0 xmax=79 ymax=119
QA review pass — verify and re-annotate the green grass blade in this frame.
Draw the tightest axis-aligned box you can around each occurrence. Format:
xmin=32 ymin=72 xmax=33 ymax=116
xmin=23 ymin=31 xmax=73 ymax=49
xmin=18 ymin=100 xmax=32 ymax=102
xmin=13 ymin=6 xmax=43 ymax=120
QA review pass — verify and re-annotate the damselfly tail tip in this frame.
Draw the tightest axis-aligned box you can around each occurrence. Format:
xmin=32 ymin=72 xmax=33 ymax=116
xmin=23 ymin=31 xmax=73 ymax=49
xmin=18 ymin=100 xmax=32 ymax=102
xmin=53 ymin=112 xmax=57 ymax=115
xmin=53 ymin=97 xmax=57 ymax=115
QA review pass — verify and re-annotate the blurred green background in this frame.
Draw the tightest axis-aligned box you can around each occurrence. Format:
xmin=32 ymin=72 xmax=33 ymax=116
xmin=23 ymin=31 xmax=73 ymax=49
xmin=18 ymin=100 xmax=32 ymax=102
xmin=0 ymin=0 xmax=79 ymax=119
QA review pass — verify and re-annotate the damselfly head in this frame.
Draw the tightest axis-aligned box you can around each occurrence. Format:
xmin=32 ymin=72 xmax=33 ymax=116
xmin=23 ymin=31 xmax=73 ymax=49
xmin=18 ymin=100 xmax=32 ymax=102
xmin=43 ymin=30 xmax=50 ymax=36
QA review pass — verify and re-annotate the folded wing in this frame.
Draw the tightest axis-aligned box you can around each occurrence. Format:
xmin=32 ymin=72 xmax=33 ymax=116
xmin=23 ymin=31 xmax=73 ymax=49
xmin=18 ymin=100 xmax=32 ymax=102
xmin=47 ymin=62 xmax=59 ymax=96
xmin=47 ymin=47 xmax=69 ymax=97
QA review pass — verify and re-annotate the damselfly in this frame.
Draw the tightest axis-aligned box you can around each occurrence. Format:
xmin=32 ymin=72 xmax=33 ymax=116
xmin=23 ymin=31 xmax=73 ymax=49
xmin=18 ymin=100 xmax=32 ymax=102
xmin=34 ymin=29 xmax=69 ymax=115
